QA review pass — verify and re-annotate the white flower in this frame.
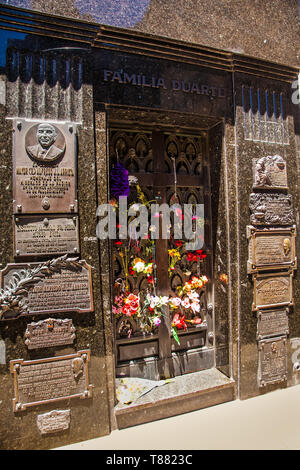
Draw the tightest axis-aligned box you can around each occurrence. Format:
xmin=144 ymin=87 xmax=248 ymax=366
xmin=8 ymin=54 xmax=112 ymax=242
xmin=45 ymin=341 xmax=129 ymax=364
xmin=191 ymin=302 xmax=200 ymax=313
xmin=134 ymin=261 xmax=145 ymax=273
xmin=188 ymin=292 xmax=200 ymax=302
xmin=182 ymin=298 xmax=190 ymax=309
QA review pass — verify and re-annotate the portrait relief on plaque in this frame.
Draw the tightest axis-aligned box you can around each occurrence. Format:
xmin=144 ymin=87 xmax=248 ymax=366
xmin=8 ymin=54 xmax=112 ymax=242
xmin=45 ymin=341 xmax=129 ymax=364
xmin=13 ymin=119 xmax=78 ymax=214
xmin=247 ymin=225 xmax=297 ymax=273
xmin=258 ymin=336 xmax=287 ymax=387
xmin=25 ymin=123 xmax=66 ymax=163
xmin=253 ymin=155 xmax=287 ymax=190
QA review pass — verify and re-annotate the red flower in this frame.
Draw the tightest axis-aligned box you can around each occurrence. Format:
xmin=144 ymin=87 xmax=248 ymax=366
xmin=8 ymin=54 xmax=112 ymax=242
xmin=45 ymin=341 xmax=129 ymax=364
xmin=172 ymin=313 xmax=187 ymax=330
xmin=129 ymin=267 xmax=135 ymax=275
xmin=114 ymin=241 xmax=123 ymax=246
xmin=187 ymin=252 xmax=194 ymax=262
xmin=147 ymin=276 xmax=155 ymax=284
xmin=174 ymin=240 xmax=183 ymax=247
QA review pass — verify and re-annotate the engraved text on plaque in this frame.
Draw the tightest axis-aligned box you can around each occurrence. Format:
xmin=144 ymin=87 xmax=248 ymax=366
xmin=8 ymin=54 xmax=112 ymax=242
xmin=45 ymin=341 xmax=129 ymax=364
xmin=252 ymin=271 xmax=293 ymax=311
xmin=25 ymin=318 xmax=76 ymax=350
xmin=249 ymin=193 xmax=294 ymax=226
xmin=13 ymin=119 xmax=77 ymax=214
xmin=247 ymin=225 xmax=296 ymax=273
xmin=10 ymin=350 xmax=92 ymax=411
xmin=258 ymin=336 xmax=287 ymax=387
xmin=0 ymin=256 xmax=93 ymax=320
xmin=14 ymin=215 xmax=79 ymax=257
xmin=257 ymin=309 xmax=289 ymax=339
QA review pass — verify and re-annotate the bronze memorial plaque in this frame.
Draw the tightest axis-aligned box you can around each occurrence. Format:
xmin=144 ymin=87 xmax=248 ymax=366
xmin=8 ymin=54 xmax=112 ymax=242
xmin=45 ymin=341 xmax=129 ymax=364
xmin=247 ymin=225 xmax=297 ymax=273
xmin=252 ymin=271 xmax=293 ymax=311
xmin=258 ymin=336 xmax=287 ymax=387
xmin=257 ymin=308 xmax=289 ymax=340
xmin=0 ymin=255 xmax=93 ymax=321
xmin=249 ymin=193 xmax=294 ymax=226
xmin=37 ymin=409 xmax=71 ymax=435
xmin=14 ymin=215 xmax=79 ymax=257
xmin=253 ymin=155 xmax=288 ymax=190
xmin=25 ymin=318 xmax=76 ymax=350
xmin=10 ymin=350 xmax=92 ymax=412
xmin=13 ymin=119 xmax=77 ymax=214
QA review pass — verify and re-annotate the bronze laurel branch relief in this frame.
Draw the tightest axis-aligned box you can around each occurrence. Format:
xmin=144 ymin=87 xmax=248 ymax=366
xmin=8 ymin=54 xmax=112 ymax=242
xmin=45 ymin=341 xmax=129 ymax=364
xmin=0 ymin=255 xmax=83 ymax=320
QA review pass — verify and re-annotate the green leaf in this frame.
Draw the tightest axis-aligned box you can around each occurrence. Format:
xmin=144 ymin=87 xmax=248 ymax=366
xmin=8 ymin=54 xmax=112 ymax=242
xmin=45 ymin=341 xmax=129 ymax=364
xmin=172 ymin=326 xmax=180 ymax=345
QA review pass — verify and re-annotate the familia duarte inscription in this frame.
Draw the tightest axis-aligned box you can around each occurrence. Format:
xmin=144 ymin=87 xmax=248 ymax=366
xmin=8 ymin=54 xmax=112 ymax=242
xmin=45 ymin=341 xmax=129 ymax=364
xmin=13 ymin=119 xmax=77 ymax=214
xmin=103 ymin=69 xmax=226 ymax=97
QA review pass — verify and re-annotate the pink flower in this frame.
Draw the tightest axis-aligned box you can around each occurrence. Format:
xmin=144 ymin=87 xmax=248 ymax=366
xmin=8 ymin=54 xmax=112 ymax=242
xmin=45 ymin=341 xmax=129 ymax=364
xmin=153 ymin=317 xmax=161 ymax=327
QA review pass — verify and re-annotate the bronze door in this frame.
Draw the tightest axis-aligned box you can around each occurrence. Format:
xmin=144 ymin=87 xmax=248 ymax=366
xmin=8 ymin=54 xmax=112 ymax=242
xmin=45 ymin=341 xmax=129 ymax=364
xmin=110 ymin=127 xmax=214 ymax=380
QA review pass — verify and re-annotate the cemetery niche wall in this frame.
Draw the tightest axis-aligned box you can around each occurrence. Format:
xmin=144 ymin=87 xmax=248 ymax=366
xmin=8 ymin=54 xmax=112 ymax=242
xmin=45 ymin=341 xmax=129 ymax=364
xmin=0 ymin=3 xmax=299 ymax=450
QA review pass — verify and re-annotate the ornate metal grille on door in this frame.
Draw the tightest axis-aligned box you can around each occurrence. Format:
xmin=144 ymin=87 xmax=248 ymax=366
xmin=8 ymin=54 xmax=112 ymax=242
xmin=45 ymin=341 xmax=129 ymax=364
xmin=109 ymin=127 xmax=214 ymax=379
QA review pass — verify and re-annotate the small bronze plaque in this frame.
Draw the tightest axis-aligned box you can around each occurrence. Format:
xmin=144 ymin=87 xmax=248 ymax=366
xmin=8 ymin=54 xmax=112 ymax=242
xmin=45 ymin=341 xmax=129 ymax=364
xmin=25 ymin=318 xmax=76 ymax=350
xmin=252 ymin=271 xmax=293 ymax=311
xmin=0 ymin=256 xmax=93 ymax=321
xmin=10 ymin=350 xmax=92 ymax=412
xmin=249 ymin=193 xmax=294 ymax=226
xmin=13 ymin=119 xmax=77 ymax=214
xmin=14 ymin=215 xmax=79 ymax=257
xmin=253 ymin=155 xmax=287 ymax=190
xmin=258 ymin=336 xmax=287 ymax=387
xmin=37 ymin=409 xmax=71 ymax=435
xmin=257 ymin=309 xmax=289 ymax=340
xmin=247 ymin=225 xmax=297 ymax=273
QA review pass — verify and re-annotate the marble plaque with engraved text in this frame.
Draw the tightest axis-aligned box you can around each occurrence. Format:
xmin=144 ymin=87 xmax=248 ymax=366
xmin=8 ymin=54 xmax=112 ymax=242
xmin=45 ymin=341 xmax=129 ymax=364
xmin=37 ymin=410 xmax=71 ymax=435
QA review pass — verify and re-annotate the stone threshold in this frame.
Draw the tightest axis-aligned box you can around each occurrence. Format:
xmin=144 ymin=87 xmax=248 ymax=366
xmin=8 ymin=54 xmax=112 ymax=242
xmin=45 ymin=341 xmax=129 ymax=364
xmin=115 ymin=368 xmax=235 ymax=429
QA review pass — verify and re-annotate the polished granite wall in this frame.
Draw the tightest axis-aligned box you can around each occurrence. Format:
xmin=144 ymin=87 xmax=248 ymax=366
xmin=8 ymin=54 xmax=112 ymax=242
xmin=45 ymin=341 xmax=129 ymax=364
xmin=234 ymin=73 xmax=300 ymax=399
xmin=0 ymin=52 xmax=112 ymax=450
xmin=3 ymin=0 xmax=300 ymax=67
xmin=0 ymin=1 xmax=299 ymax=448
